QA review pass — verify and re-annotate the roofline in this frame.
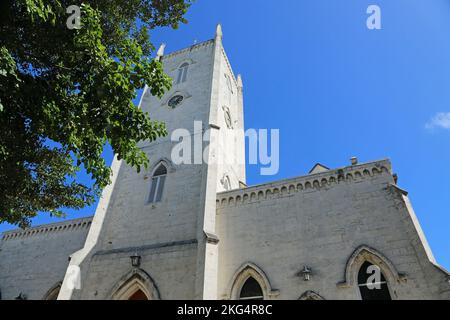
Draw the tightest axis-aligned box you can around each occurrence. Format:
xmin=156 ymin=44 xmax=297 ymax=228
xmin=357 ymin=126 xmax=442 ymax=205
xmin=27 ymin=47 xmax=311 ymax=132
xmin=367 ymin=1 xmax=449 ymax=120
xmin=160 ymin=39 xmax=215 ymax=61
xmin=1 ymin=216 xmax=93 ymax=238
xmin=309 ymin=163 xmax=331 ymax=174
xmin=218 ymin=158 xmax=392 ymax=197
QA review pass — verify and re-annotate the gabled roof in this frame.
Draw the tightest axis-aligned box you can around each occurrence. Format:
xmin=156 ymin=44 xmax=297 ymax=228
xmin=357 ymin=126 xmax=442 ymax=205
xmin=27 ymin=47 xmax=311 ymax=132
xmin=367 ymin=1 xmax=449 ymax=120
xmin=309 ymin=163 xmax=330 ymax=174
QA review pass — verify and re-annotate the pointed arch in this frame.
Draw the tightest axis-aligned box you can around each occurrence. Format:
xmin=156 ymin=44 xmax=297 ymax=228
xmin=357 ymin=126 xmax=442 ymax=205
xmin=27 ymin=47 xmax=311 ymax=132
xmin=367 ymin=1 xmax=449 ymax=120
xmin=148 ymin=162 xmax=167 ymax=204
xmin=146 ymin=158 xmax=175 ymax=204
xmin=174 ymin=58 xmax=196 ymax=70
xmin=109 ymin=269 xmax=160 ymax=300
xmin=148 ymin=157 xmax=176 ymax=174
xmin=298 ymin=290 xmax=325 ymax=300
xmin=228 ymin=262 xmax=279 ymax=300
xmin=175 ymin=60 xmax=195 ymax=84
xmin=42 ymin=281 xmax=62 ymax=300
xmin=337 ymin=245 xmax=406 ymax=288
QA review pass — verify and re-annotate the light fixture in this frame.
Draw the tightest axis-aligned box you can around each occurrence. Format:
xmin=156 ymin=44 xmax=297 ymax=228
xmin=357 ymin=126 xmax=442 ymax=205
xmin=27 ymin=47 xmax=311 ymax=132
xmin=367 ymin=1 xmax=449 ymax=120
xmin=130 ymin=252 xmax=141 ymax=268
xmin=300 ymin=266 xmax=312 ymax=281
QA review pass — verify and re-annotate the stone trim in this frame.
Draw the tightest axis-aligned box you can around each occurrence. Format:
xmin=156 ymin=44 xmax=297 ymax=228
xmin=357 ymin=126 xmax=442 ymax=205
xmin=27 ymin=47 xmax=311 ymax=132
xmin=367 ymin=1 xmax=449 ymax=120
xmin=388 ymin=183 xmax=409 ymax=196
xmin=161 ymin=39 xmax=215 ymax=61
xmin=298 ymin=290 xmax=325 ymax=300
xmin=337 ymin=245 xmax=407 ymax=289
xmin=1 ymin=217 xmax=93 ymax=242
xmin=94 ymin=239 xmax=198 ymax=256
xmin=217 ymin=160 xmax=392 ymax=208
xmin=431 ymin=262 xmax=450 ymax=278
xmin=204 ymin=231 xmax=219 ymax=245
xmin=146 ymin=157 xmax=176 ymax=175
xmin=109 ymin=268 xmax=160 ymax=300
xmin=226 ymin=262 xmax=280 ymax=300
xmin=220 ymin=47 xmax=238 ymax=86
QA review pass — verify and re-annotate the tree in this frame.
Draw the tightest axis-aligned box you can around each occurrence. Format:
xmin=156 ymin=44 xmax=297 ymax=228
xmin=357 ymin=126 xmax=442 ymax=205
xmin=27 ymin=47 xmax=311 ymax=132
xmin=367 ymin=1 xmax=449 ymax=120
xmin=0 ymin=0 xmax=192 ymax=227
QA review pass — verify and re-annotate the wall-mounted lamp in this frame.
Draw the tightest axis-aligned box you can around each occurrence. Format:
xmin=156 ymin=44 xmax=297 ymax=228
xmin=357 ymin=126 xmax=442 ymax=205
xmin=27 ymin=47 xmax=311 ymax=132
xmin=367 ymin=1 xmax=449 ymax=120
xmin=130 ymin=252 xmax=141 ymax=268
xmin=299 ymin=266 xmax=312 ymax=281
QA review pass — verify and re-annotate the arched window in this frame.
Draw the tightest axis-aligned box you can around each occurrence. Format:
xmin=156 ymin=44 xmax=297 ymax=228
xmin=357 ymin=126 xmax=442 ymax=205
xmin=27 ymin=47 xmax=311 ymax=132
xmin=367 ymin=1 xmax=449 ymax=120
xmin=229 ymin=263 xmax=279 ymax=300
xmin=176 ymin=63 xmax=189 ymax=84
xmin=239 ymin=277 xmax=264 ymax=300
xmin=357 ymin=261 xmax=391 ymax=300
xmin=148 ymin=164 xmax=167 ymax=203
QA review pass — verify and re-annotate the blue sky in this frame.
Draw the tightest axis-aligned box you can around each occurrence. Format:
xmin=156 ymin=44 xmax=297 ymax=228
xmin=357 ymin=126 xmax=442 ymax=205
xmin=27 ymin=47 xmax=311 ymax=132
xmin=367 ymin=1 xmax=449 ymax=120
xmin=1 ymin=0 xmax=449 ymax=269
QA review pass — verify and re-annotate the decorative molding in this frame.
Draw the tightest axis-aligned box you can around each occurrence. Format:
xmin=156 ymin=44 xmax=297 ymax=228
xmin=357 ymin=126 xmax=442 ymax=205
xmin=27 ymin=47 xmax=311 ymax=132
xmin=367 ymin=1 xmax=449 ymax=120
xmin=220 ymin=47 xmax=238 ymax=86
xmin=337 ymin=245 xmax=407 ymax=288
xmin=1 ymin=217 xmax=93 ymax=242
xmin=161 ymin=39 xmax=215 ymax=61
xmin=94 ymin=239 xmax=197 ymax=256
xmin=227 ymin=262 xmax=280 ymax=300
xmin=146 ymin=157 xmax=176 ymax=175
xmin=204 ymin=231 xmax=219 ymax=245
xmin=109 ymin=268 xmax=160 ymax=300
xmin=298 ymin=290 xmax=325 ymax=300
xmin=388 ymin=183 xmax=409 ymax=196
xmin=217 ymin=160 xmax=392 ymax=209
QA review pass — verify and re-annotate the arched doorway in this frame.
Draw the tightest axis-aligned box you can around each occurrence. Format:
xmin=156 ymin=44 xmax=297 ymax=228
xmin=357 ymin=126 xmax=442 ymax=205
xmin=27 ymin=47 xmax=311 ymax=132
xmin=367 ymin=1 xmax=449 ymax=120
xmin=128 ymin=289 xmax=149 ymax=300
xmin=109 ymin=269 xmax=160 ymax=300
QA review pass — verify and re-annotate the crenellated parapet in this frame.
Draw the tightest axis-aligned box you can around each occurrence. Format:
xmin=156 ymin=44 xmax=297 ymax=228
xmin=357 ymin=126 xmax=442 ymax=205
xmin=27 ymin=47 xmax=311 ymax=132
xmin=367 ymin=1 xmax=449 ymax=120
xmin=160 ymin=39 xmax=215 ymax=61
xmin=216 ymin=159 xmax=393 ymax=208
xmin=1 ymin=216 xmax=93 ymax=242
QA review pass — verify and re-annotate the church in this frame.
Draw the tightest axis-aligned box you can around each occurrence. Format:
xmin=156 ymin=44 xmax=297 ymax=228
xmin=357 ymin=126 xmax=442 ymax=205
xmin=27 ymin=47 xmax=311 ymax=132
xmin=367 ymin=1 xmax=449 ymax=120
xmin=0 ymin=25 xmax=449 ymax=300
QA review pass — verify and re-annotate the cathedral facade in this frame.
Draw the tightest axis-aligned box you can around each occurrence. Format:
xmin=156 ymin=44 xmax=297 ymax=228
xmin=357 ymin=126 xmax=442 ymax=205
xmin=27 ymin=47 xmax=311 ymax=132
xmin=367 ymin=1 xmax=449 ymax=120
xmin=0 ymin=26 xmax=449 ymax=300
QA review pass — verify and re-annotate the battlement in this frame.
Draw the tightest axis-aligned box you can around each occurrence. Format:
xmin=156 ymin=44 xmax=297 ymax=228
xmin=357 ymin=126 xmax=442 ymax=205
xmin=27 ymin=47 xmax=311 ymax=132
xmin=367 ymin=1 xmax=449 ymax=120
xmin=159 ymin=33 xmax=238 ymax=87
xmin=216 ymin=159 xmax=393 ymax=208
xmin=1 ymin=216 xmax=93 ymax=242
xmin=161 ymin=39 xmax=215 ymax=61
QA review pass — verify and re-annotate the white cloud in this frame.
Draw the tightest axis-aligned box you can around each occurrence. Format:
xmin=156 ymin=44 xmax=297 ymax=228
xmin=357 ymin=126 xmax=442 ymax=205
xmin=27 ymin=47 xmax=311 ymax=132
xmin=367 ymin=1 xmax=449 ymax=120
xmin=425 ymin=112 xmax=450 ymax=130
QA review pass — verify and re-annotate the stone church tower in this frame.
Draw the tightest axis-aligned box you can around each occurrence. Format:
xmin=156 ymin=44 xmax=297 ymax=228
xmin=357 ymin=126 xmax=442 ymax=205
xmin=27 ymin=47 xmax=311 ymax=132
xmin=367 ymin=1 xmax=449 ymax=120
xmin=57 ymin=24 xmax=244 ymax=300
xmin=0 ymin=25 xmax=449 ymax=300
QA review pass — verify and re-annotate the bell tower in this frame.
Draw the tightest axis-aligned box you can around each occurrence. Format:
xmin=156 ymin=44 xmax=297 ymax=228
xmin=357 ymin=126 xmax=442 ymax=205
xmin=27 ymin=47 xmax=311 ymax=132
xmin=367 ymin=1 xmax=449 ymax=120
xmin=59 ymin=25 xmax=245 ymax=300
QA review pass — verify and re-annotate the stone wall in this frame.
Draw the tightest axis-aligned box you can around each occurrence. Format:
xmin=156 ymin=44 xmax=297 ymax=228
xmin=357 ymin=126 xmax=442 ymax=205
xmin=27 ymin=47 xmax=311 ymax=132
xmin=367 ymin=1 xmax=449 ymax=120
xmin=216 ymin=159 xmax=450 ymax=299
xmin=63 ymin=37 xmax=225 ymax=300
xmin=0 ymin=217 xmax=91 ymax=300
